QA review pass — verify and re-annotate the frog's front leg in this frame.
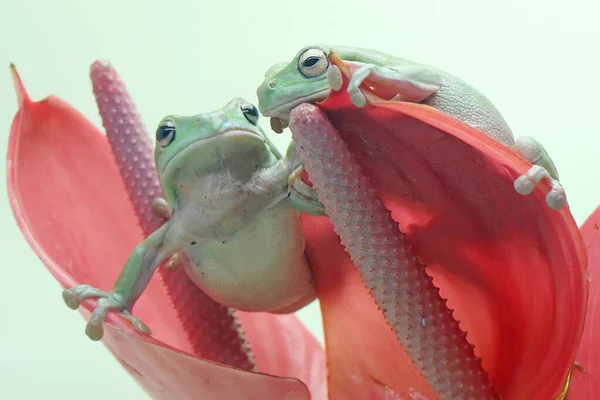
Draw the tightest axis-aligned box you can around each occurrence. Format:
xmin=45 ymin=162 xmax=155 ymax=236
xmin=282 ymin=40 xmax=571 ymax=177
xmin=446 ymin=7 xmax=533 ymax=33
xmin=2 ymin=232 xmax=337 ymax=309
xmin=150 ymin=198 xmax=187 ymax=269
xmin=329 ymin=65 xmax=568 ymax=210
xmin=512 ymin=136 xmax=566 ymax=210
xmin=62 ymin=223 xmax=171 ymax=340
xmin=283 ymin=64 xmax=441 ymax=216
xmin=283 ymin=141 xmax=327 ymax=216
xmin=343 ymin=63 xmax=443 ymax=108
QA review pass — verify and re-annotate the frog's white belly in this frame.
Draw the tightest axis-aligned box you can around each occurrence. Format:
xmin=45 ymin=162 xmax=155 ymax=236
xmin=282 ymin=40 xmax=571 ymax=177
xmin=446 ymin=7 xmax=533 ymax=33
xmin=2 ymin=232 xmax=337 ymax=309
xmin=178 ymin=202 xmax=314 ymax=313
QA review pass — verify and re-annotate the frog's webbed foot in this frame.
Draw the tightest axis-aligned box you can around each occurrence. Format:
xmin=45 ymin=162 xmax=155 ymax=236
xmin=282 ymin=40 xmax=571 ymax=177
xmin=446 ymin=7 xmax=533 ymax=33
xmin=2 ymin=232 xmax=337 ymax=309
xmin=335 ymin=63 xmax=442 ymax=108
xmin=514 ymin=165 xmax=565 ymax=210
xmin=512 ymin=136 xmax=566 ymax=210
xmin=287 ymin=166 xmax=327 ymax=216
xmin=62 ymin=285 xmax=150 ymax=341
xmin=151 ymin=197 xmax=170 ymax=219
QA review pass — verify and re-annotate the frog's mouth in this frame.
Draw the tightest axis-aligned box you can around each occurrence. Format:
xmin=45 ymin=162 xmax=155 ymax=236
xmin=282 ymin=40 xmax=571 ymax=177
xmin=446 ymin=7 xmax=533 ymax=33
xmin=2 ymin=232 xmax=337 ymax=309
xmin=161 ymin=129 xmax=264 ymax=175
xmin=261 ymin=89 xmax=330 ymax=133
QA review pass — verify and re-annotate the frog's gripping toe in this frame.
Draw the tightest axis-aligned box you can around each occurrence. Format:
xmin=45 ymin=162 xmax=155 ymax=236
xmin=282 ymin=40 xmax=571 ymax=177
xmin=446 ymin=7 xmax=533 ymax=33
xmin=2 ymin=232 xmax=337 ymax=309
xmin=151 ymin=197 xmax=171 ymax=219
xmin=326 ymin=63 xmax=366 ymax=108
xmin=326 ymin=64 xmax=343 ymax=92
xmin=62 ymin=285 xmax=151 ymax=341
xmin=62 ymin=285 xmax=107 ymax=310
xmin=287 ymin=167 xmax=327 ymax=216
xmin=514 ymin=165 xmax=567 ymax=210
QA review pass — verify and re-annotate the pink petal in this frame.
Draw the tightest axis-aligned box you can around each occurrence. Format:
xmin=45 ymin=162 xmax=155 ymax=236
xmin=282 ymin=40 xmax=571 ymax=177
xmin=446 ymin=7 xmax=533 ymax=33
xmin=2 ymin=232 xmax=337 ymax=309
xmin=6 ymin=64 xmax=325 ymax=399
xmin=293 ymin=55 xmax=588 ymax=399
xmin=568 ymin=205 xmax=600 ymax=399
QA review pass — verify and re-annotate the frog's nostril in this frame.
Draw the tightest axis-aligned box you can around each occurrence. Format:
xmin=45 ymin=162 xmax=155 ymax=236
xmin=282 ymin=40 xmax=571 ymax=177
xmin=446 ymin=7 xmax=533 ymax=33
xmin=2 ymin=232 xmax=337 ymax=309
xmin=268 ymin=82 xmax=276 ymax=89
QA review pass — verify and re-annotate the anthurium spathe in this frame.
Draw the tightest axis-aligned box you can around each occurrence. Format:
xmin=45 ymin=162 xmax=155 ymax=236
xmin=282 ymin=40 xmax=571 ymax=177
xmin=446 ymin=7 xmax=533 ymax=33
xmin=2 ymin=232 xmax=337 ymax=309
xmin=570 ymin=205 xmax=600 ymax=397
xmin=5 ymin=58 xmax=594 ymax=400
xmin=292 ymin=53 xmax=590 ymax=399
xmin=6 ymin=63 xmax=325 ymax=400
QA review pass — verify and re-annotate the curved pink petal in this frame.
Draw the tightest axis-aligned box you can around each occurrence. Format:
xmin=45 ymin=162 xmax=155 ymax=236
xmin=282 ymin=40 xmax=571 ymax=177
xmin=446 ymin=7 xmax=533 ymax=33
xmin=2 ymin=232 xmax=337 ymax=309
xmin=294 ymin=55 xmax=588 ymax=399
xmin=569 ymin=205 xmax=600 ymax=399
xmin=6 ymin=64 xmax=325 ymax=399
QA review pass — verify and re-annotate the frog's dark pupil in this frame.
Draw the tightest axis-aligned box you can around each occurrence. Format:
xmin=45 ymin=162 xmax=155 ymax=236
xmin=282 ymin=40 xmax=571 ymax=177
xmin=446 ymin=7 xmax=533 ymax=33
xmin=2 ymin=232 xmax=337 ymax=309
xmin=241 ymin=104 xmax=258 ymax=117
xmin=157 ymin=124 xmax=175 ymax=142
xmin=303 ymin=57 xmax=319 ymax=67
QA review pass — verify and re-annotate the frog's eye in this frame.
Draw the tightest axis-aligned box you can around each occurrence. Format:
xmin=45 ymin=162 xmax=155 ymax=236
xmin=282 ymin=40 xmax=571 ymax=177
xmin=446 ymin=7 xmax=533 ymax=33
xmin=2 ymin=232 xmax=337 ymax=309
xmin=156 ymin=120 xmax=176 ymax=147
xmin=240 ymin=103 xmax=259 ymax=125
xmin=297 ymin=48 xmax=329 ymax=78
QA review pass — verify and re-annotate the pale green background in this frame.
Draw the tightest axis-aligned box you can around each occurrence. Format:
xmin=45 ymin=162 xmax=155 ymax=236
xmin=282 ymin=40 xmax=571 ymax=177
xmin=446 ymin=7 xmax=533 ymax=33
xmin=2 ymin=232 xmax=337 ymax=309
xmin=0 ymin=0 xmax=599 ymax=399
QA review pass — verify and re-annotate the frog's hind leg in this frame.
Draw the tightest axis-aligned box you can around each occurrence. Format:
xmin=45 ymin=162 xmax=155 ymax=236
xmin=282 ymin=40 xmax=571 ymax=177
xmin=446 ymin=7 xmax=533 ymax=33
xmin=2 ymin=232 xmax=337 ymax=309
xmin=512 ymin=136 xmax=566 ymax=210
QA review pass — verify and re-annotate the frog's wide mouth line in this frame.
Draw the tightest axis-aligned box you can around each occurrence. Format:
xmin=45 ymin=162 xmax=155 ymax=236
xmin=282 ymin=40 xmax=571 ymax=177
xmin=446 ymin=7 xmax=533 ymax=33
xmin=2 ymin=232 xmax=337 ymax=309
xmin=260 ymin=89 xmax=330 ymax=118
xmin=160 ymin=129 xmax=264 ymax=174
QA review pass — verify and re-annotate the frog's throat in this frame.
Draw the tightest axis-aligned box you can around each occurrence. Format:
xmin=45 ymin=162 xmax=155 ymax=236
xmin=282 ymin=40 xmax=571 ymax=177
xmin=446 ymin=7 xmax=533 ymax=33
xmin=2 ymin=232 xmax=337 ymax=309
xmin=160 ymin=129 xmax=264 ymax=176
xmin=260 ymin=88 xmax=330 ymax=120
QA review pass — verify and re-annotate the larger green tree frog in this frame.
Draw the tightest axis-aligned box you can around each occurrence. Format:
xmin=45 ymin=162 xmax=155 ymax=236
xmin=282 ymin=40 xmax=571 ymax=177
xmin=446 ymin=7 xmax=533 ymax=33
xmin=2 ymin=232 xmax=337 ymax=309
xmin=62 ymin=98 xmax=315 ymax=340
xmin=256 ymin=45 xmax=566 ymax=211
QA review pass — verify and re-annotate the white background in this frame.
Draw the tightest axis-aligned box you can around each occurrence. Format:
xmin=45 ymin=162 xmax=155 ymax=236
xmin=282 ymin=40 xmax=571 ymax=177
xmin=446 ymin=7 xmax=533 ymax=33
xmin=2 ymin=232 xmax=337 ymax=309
xmin=0 ymin=0 xmax=598 ymax=398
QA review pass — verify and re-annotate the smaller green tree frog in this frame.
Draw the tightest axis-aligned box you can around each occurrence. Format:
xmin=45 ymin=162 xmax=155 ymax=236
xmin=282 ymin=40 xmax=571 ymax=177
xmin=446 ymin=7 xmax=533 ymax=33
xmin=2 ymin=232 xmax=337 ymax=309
xmin=62 ymin=99 xmax=315 ymax=340
xmin=256 ymin=45 xmax=566 ymax=211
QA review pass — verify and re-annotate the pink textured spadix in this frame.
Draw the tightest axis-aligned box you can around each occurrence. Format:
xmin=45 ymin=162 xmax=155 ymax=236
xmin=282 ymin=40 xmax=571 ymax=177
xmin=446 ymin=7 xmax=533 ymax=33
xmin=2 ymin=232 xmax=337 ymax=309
xmin=89 ymin=60 xmax=254 ymax=370
xmin=290 ymin=103 xmax=495 ymax=399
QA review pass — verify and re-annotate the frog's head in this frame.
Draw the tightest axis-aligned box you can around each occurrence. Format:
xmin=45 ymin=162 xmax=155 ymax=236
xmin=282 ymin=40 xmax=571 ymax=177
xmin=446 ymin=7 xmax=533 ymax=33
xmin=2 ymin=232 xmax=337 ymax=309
xmin=257 ymin=44 xmax=334 ymax=131
xmin=154 ymin=98 xmax=281 ymax=207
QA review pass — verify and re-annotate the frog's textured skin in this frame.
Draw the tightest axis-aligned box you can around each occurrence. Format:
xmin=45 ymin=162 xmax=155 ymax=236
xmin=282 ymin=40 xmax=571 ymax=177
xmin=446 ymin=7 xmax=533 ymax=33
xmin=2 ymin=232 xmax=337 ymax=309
xmin=257 ymin=45 xmax=566 ymax=211
xmin=62 ymin=99 xmax=315 ymax=341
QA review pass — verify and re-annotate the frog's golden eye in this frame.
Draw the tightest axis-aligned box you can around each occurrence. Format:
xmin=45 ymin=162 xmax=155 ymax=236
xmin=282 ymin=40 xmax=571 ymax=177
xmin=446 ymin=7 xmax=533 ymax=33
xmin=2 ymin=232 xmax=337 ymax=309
xmin=297 ymin=48 xmax=329 ymax=78
xmin=240 ymin=103 xmax=259 ymax=125
xmin=156 ymin=120 xmax=176 ymax=147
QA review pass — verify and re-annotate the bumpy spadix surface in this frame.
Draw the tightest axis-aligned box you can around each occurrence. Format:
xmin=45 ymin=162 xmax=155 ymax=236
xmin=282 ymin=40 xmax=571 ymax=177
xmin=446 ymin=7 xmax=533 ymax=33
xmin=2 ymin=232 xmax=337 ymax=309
xmin=292 ymin=103 xmax=495 ymax=399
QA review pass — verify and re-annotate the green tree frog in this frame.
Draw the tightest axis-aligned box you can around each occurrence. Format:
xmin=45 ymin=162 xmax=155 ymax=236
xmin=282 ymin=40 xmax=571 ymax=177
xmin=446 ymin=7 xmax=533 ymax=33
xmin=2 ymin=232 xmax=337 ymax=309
xmin=256 ymin=45 xmax=566 ymax=211
xmin=62 ymin=98 xmax=315 ymax=340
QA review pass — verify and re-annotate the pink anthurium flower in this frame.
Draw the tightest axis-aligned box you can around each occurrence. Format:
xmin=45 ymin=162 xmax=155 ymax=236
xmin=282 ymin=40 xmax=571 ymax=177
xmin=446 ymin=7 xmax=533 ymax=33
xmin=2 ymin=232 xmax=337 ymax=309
xmin=6 ymin=63 xmax=325 ymax=400
xmin=5 ymin=56 xmax=597 ymax=400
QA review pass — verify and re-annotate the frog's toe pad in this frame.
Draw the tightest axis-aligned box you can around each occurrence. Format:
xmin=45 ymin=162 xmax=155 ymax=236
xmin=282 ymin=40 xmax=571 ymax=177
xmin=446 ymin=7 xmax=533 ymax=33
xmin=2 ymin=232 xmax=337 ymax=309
xmin=152 ymin=197 xmax=170 ymax=219
xmin=349 ymin=91 xmax=367 ymax=108
xmin=85 ymin=320 xmax=105 ymax=341
xmin=62 ymin=290 xmax=81 ymax=310
xmin=546 ymin=183 xmax=566 ymax=210
xmin=326 ymin=65 xmax=343 ymax=91
xmin=514 ymin=165 xmax=566 ymax=210
xmin=164 ymin=252 xmax=185 ymax=271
